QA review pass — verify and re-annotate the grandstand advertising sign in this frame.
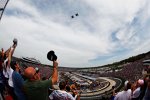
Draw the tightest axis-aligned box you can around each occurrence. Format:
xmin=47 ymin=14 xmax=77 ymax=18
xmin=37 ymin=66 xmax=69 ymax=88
xmin=0 ymin=0 xmax=9 ymax=21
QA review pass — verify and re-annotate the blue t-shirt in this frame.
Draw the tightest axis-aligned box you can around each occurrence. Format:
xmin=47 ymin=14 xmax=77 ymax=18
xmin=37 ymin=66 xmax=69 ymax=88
xmin=12 ymin=71 xmax=26 ymax=100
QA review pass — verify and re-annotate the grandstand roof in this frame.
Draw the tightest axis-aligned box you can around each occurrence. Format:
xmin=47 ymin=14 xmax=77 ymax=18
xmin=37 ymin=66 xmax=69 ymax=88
xmin=143 ymin=59 xmax=150 ymax=65
xmin=22 ymin=57 xmax=41 ymax=64
xmin=143 ymin=59 xmax=150 ymax=62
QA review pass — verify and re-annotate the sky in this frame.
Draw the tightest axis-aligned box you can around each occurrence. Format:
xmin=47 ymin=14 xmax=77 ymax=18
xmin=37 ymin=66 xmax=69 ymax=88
xmin=0 ymin=0 xmax=150 ymax=67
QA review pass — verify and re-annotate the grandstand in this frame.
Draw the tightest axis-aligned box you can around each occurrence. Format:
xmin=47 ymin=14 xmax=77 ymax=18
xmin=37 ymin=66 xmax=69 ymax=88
xmin=10 ymin=56 xmax=123 ymax=100
xmin=9 ymin=51 xmax=150 ymax=100
xmin=0 ymin=49 xmax=145 ymax=100
xmin=21 ymin=57 xmax=41 ymax=64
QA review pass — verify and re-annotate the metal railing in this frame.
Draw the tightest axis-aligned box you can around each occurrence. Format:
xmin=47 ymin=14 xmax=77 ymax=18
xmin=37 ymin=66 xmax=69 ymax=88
xmin=0 ymin=0 xmax=9 ymax=21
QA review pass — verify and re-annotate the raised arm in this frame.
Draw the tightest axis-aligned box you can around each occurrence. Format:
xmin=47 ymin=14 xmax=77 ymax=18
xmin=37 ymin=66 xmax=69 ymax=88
xmin=7 ymin=44 xmax=17 ymax=68
xmin=11 ymin=44 xmax=17 ymax=56
xmin=51 ymin=61 xmax=58 ymax=84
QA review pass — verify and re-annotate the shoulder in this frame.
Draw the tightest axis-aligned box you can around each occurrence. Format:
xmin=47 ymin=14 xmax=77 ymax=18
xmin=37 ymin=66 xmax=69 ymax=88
xmin=116 ymin=91 xmax=123 ymax=96
xmin=13 ymin=72 xmax=23 ymax=79
xmin=41 ymin=79 xmax=52 ymax=85
xmin=115 ymin=91 xmax=123 ymax=98
xmin=51 ymin=90 xmax=57 ymax=95
xmin=50 ymin=90 xmax=59 ymax=97
xmin=23 ymin=80 xmax=31 ymax=86
xmin=34 ymin=80 xmax=52 ymax=88
xmin=66 ymin=92 xmax=75 ymax=100
xmin=134 ymin=87 xmax=140 ymax=93
xmin=127 ymin=89 xmax=132 ymax=93
xmin=12 ymin=71 xmax=17 ymax=75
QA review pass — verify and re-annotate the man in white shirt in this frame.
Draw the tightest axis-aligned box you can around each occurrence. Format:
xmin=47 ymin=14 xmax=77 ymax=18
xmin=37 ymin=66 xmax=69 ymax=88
xmin=132 ymin=87 xmax=140 ymax=99
xmin=2 ymin=40 xmax=17 ymax=99
xmin=49 ymin=80 xmax=75 ymax=100
xmin=114 ymin=81 xmax=132 ymax=100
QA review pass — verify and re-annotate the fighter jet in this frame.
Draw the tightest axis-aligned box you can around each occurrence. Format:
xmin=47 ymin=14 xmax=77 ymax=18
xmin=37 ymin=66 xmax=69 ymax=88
xmin=71 ymin=13 xmax=79 ymax=18
xmin=75 ymin=13 xmax=79 ymax=16
xmin=71 ymin=15 xmax=74 ymax=18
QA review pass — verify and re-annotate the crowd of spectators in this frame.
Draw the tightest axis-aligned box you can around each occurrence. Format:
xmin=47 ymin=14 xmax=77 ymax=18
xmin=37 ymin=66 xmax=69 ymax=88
xmin=101 ymin=60 xmax=150 ymax=100
xmin=0 ymin=39 xmax=150 ymax=100
xmin=97 ymin=61 xmax=144 ymax=83
xmin=74 ymin=54 xmax=150 ymax=100
xmin=111 ymin=77 xmax=150 ymax=100
xmin=0 ymin=39 xmax=80 ymax=100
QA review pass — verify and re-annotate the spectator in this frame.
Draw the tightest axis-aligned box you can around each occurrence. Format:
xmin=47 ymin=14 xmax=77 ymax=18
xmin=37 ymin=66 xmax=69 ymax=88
xmin=66 ymin=85 xmax=80 ymax=100
xmin=143 ymin=76 xmax=150 ymax=100
xmin=0 ymin=69 xmax=5 ymax=100
xmin=0 ymin=48 xmax=5 ymax=100
xmin=70 ymin=84 xmax=78 ymax=97
xmin=3 ymin=44 xmax=17 ymax=100
xmin=11 ymin=61 xmax=26 ymax=100
xmin=138 ymin=77 xmax=147 ymax=100
xmin=110 ymin=86 xmax=116 ymax=100
xmin=23 ymin=61 xmax=58 ymax=100
xmin=131 ymin=79 xmax=144 ymax=100
xmin=66 ymin=85 xmax=73 ymax=95
xmin=49 ymin=80 xmax=75 ymax=100
xmin=0 ymin=48 xmax=4 ymax=71
xmin=114 ymin=81 xmax=132 ymax=100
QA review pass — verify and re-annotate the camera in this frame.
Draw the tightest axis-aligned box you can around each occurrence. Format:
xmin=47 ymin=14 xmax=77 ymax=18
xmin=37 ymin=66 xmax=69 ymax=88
xmin=13 ymin=38 xmax=18 ymax=45
xmin=47 ymin=50 xmax=57 ymax=61
xmin=35 ymin=67 xmax=39 ymax=73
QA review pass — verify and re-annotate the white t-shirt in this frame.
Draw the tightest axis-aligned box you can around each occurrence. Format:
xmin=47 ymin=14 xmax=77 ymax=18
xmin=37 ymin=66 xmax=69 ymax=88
xmin=114 ymin=89 xmax=131 ymax=100
xmin=3 ymin=58 xmax=9 ymax=78
xmin=132 ymin=87 xmax=140 ymax=98
xmin=49 ymin=90 xmax=75 ymax=100
xmin=2 ymin=58 xmax=14 ymax=87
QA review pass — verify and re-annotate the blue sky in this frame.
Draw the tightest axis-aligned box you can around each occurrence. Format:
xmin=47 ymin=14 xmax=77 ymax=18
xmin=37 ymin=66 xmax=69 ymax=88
xmin=0 ymin=0 xmax=150 ymax=67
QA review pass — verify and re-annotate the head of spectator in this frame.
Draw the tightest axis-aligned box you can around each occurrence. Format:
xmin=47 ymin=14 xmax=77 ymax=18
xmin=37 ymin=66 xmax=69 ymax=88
xmin=42 ymin=77 xmax=47 ymax=80
xmin=59 ymin=80 xmax=66 ymax=90
xmin=0 ymin=48 xmax=6 ymax=62
xmin=70 ymin=84 xmax=78 ymax=97
xmin=0 ymin=48 xmax=4 ymax=59
xmin=137 ymin=79 xmax=144 ymax=87
xmin=24 ymin=67 xmax=37 ymax=81
xmin=66 ymin=85 xmax=71 ymax=92
xmin=66 ymin=85 xmax=74 ymax=96
xmin=112 ymin=86 xmax=115 ymax=90
xmin=70 ymin=84 xmax=76 ymax=90
xmin=124 ymin=81 xmax=131 ymax=91
xmin=10 ymin=61 xmax=20 ymax=72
